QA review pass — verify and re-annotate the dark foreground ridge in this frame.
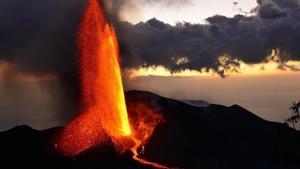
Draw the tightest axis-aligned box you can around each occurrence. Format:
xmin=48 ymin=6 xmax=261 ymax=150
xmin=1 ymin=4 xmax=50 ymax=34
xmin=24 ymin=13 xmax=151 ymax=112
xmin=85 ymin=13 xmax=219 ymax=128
xmin=0 ymin=90 xmax=300 ymax=169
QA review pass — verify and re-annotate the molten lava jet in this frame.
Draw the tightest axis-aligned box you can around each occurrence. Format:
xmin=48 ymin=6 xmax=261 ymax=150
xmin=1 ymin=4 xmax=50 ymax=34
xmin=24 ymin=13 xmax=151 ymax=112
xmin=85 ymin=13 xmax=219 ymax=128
xmin=55 ymin=1 xmax=169 ymax=168
xmin=55 ymin=0 xmax=131 ymax=156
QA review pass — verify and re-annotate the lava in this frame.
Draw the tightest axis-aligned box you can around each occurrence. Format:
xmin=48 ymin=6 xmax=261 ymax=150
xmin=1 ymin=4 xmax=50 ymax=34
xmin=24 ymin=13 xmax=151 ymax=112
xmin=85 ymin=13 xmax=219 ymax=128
xmin=55 ymin=0 xmax=131 ymax=156
xmin=127 ymin=102 xmax=164 ymax=154
xmin=55 ymin=1 xmax=169 ymax=168
xmin=126 ymin=101 xmax=168 ymax=168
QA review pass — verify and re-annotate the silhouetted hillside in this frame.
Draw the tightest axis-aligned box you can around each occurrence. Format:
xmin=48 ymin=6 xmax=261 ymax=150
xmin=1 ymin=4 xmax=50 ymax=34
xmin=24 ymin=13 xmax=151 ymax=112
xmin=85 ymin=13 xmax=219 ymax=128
xmin=126 ymin=91 xmax=300 ymax=169
xmin=0 ymin=90 xmax=299 ymax=169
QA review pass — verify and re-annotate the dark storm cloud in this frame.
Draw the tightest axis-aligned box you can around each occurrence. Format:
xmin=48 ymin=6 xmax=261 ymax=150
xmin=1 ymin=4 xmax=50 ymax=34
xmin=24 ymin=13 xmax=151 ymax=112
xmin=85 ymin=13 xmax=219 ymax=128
xmin=116 ymin=0 xmax=300 ymax=76
xmin=0 ymin=0 xmax=86 ymax=74
xmin=1 ymin=0 xmax=299 ymax=79
xmin=0 ymin=0 xmax=299 ymax=76
xmin=0 ymin=0 xmax=190 ymax=74
xmin=0 ymin=1 xmax=299 ymax=108
xmin=0 ymin=0 xmax=86 ymax=123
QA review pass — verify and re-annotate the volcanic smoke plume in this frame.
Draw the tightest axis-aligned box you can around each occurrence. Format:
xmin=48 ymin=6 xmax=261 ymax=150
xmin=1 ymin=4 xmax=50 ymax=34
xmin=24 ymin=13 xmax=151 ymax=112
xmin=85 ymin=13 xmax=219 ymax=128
xmin=55 ymin=0 xmax=131 ymax=156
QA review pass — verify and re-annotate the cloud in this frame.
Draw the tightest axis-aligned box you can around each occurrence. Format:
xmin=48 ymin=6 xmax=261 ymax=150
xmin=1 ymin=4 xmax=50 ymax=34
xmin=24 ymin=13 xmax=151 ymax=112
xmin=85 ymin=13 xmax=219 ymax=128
xmin=0 ymin=61 xmax=66 ymax=130
xmin=0 ymin=0 xmax=86 ymax=74
xmin=5 ymin=0 xmax=300 ymax=78
xmin=0 ymin=0 xmax=85 ymax=125
xmin=116 ymin=0 xmax=300 ymax=76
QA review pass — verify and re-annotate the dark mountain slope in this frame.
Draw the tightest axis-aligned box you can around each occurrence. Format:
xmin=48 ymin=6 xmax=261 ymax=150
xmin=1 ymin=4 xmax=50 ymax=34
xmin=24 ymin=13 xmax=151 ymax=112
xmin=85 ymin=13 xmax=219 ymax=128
xmin=0 ymin=90 xmax=299 ymax=169
xmin=126 ymin=91 xmax=300 ymax=169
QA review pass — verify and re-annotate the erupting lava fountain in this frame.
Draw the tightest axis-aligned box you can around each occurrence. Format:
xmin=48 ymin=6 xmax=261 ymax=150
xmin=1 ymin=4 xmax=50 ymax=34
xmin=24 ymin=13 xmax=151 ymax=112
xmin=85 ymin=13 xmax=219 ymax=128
xmin=56 ymin=0 xmax=131 ymax=156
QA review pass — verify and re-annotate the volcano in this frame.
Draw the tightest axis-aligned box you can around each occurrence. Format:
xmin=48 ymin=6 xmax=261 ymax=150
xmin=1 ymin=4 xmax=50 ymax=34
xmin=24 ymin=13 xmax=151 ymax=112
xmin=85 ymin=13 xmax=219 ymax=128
xmin=1 ymin=91 xmax=300 ymax=169
xmin=1 ymin=0 xmax=299 ymax=169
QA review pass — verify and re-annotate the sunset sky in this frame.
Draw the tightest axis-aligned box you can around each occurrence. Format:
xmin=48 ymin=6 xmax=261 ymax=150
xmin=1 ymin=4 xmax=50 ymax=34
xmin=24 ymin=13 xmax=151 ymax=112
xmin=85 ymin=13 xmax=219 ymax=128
xmin=0 ymin=0 xmax=299 ymax=130
xmin=120 ymin=0 xmax=300 ymax=122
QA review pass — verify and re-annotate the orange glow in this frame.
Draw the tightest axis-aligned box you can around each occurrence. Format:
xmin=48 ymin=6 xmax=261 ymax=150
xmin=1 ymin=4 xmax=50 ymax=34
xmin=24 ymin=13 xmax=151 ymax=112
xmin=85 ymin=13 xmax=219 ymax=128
xmin=127 ymin=102 xmax=164 ymax=153
xmin=125 ymin=54 xmax=300 ymax=78
xmin=124 ymin=65 xmax=215 ymax=78
xmin=127 ymin=102 xmax=167 ymax=168
xmin=56 ymin=0 xmax=131 ymax=156
xmin=0 ymin=61 xmax=57 ymax=83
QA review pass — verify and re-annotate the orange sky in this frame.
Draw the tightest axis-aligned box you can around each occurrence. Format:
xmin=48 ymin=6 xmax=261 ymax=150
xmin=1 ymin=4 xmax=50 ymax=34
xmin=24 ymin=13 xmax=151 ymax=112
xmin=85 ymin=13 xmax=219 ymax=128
xmin=124 ymin=57 xmax=300 ymax=78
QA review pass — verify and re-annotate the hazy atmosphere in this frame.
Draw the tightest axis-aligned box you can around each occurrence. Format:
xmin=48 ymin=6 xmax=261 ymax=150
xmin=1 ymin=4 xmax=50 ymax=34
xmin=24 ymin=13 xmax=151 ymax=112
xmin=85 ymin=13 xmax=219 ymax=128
xmin=124 ymin=74 xmax=300 ymax=122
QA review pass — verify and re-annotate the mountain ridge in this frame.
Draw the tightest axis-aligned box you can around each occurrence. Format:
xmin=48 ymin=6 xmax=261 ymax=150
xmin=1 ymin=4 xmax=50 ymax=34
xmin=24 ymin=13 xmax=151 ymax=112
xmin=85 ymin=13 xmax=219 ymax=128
xmin=0 ymin=90 xmax=299 ymax=169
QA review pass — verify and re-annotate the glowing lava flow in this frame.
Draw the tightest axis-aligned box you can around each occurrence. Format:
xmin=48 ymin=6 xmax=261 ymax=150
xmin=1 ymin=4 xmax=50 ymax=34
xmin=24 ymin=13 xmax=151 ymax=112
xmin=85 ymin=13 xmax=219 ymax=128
xmin=126 ymin=102 xmax=170 ymax=169
xmin=55 ymin=0 xmax=131 ymax=156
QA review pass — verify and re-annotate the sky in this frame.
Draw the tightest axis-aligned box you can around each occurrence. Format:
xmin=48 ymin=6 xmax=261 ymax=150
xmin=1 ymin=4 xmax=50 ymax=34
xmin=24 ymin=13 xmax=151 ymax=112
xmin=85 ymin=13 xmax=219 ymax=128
xmin=0 ymin=0 xmax=300 ymax=130
xmin=120 ymin=0 xmax=300 ymax=122
xmin=124 ymin=74 xmax=300 ymax=122
xmin=121 ymin=0 xmax=258 ymax=24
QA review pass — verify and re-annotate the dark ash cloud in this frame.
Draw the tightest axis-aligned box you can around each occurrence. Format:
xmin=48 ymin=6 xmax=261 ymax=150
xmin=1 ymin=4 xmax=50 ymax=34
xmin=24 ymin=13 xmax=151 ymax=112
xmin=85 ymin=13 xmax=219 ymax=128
xmin=0 ymin=0 xmax=86 ymax=124
xmin=0 ymin=0 xmax=86 ymax=74
xmin=116 ymin=0 xmax=300 ymax=76
xmin=4 ymin=0 xmax=299 ymax=78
